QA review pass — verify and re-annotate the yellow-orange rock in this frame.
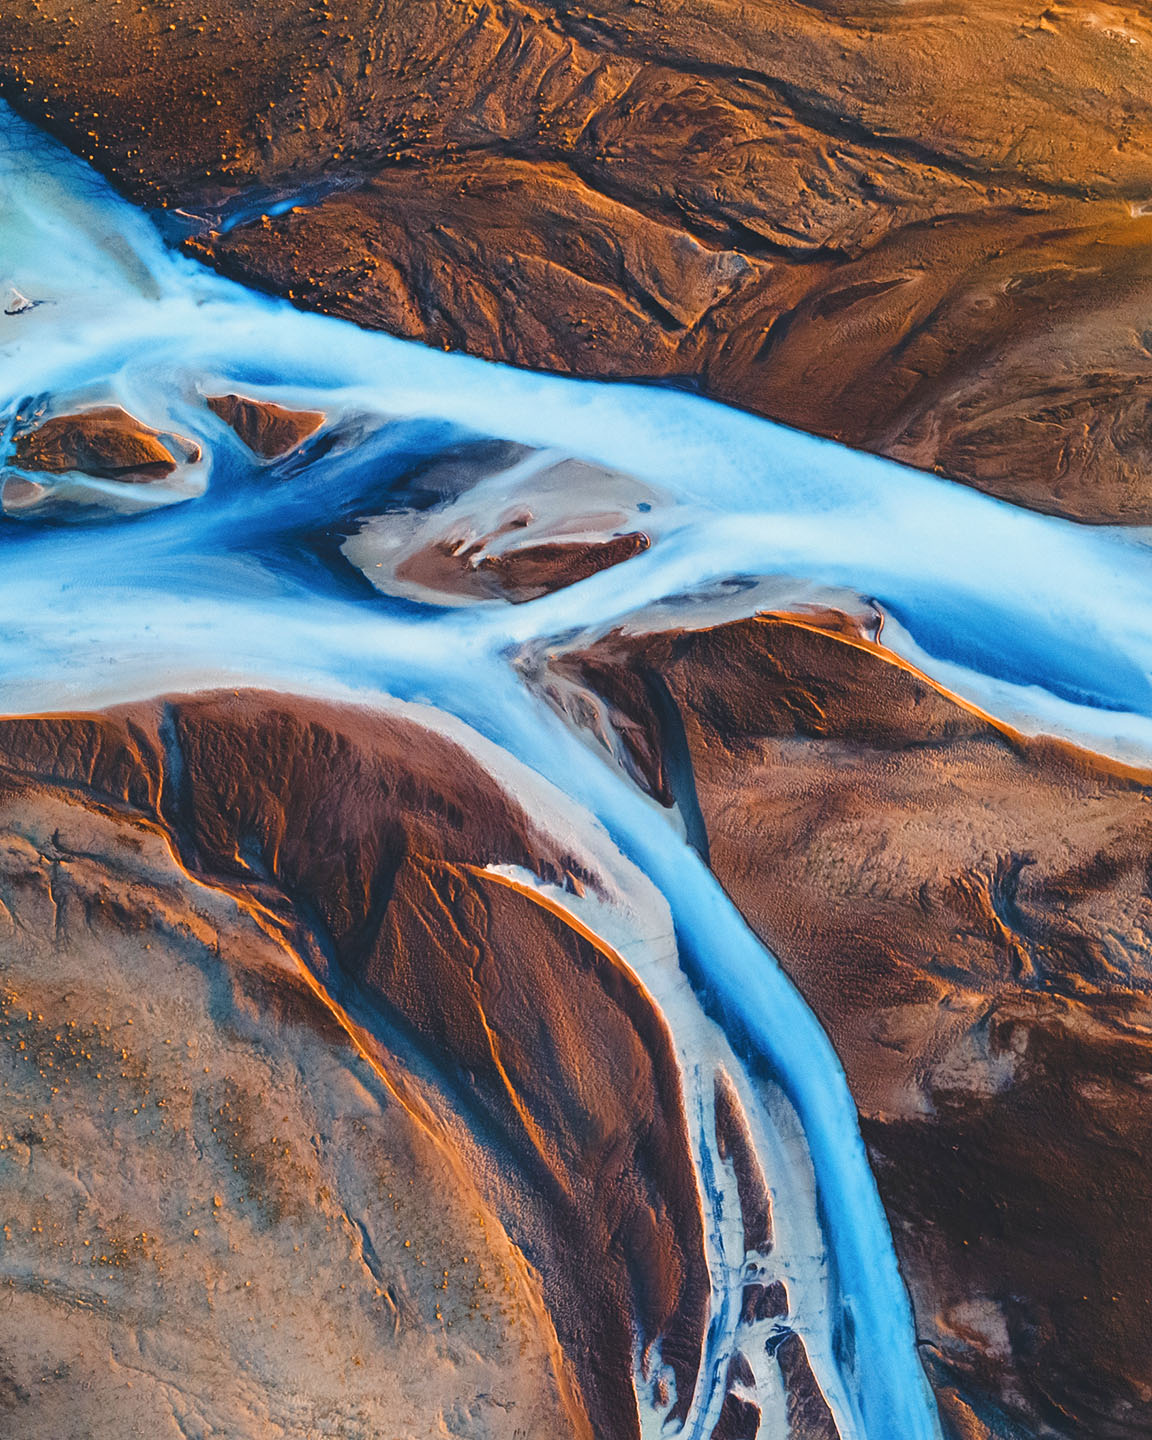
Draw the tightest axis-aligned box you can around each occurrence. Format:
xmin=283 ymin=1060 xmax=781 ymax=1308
xmin=12 ymin=405 xmax=197 ymax=482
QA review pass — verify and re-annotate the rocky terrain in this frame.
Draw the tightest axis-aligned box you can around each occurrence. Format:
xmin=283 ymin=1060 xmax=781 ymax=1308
xmin=2 ymin=403 xmax=207 ymax=520
xmin=544 ymin=610 xmax=1152 ymax=1439
xmin=207 ymin=394 xmax=325 ymax=459
xmin=12 ymin=406 xmax=199 ymax=481
xmin=5 ymin=0 xmax=1152 ymax=518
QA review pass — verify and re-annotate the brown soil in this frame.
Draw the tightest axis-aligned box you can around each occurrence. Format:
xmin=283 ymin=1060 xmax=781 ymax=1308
xmin=548 ymin=612 xmax=1152 ymax=1438
xmin=11 ymin=405 xmax=199 ymax=481
xmin=207 ymin=393 xmax=325 ymax=458
xmin=0 ymin=690 xmax=710 ymax=1440
xmin=5 ymin=1 xmax=1152 ymax=517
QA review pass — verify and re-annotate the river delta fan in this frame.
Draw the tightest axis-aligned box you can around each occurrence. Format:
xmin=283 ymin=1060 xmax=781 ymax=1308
xmin=0 ymin=12 xmax=1147 ymax=1440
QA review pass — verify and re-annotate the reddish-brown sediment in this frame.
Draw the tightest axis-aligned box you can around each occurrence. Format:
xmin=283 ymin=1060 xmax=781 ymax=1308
xmin=775 ymin=1332 xmax=843 ymax=1440
xmin=207 ymin=393 xmax=325 ymax=458
xmin=713 ymin=1070 xmax=773 ymax=1255
xmin=0 ymin=691 xmax=709 ymax=1440
xmin=10 ymin=405 xmax=198 ymax=481
xmin=0 ymin=780 xmax=585 ymax=1438
xmin=393 ymin=531 xmax=650 ymax=605
xmin=5 ymin=0 xmax=1152 ymax=516
xmin=476 ymin=532 xmax=651 ymax=602
xmin=547 ymin=613 xmax=1152 ymax=1438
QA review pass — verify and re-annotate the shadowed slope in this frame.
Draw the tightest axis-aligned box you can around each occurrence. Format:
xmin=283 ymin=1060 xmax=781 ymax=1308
xmin=0 ymin=771 xmax=585 ymax=1439
xmin=0 ymin=690 xmax=710 ymax=1440
xmin=546 ymin=612 xmax=1152 ymax=1438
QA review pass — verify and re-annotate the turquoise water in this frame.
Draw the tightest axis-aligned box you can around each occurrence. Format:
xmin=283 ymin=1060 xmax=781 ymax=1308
xmin=7 ymin=101 xmax=1148 ymax=1439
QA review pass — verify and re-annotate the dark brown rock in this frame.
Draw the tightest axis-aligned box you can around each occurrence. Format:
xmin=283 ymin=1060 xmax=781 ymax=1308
xmin=207 ymin=393 xmax=325 ymax=458
xmin=710 ymin=1389 xmax=761 ymax=1440
xmin=775 ymin=1332 xmax=842 ymax=1440
xmin=713 ymin=1070 xmax=773 ymax=1254
xmin=741 ymin=1281 xmax=789 ymax=1326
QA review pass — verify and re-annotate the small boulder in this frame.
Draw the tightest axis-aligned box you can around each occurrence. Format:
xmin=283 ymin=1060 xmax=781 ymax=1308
xmin=207 ymin=393 xmax=324 ymax=458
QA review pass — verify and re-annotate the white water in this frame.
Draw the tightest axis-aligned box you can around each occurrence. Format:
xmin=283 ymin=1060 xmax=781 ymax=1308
xmin=5 ymin=102 xmax=1150 ymax=1439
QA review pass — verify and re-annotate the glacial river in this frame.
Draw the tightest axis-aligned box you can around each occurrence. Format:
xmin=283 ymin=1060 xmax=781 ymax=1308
xmin=4 ymin=103 xmax=1151 ymax=1440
